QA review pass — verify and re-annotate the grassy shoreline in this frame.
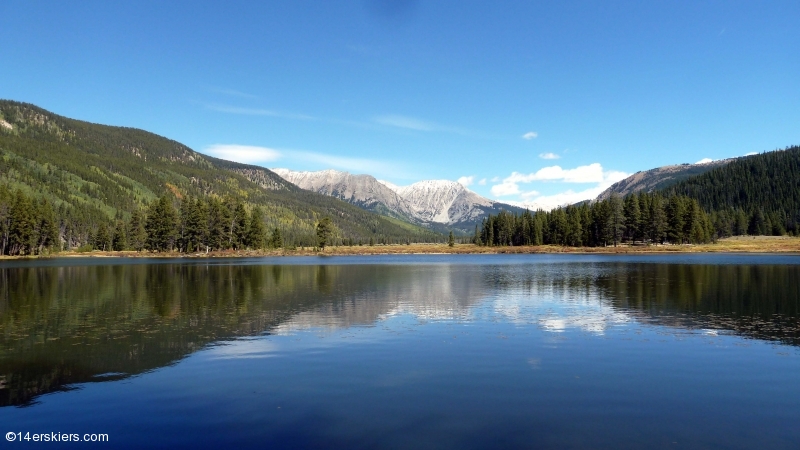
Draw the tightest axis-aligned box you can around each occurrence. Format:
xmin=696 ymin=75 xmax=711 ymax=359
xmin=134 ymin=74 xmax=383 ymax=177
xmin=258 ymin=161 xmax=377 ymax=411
xmin=3 ymin=236 xmax=800 ymax=260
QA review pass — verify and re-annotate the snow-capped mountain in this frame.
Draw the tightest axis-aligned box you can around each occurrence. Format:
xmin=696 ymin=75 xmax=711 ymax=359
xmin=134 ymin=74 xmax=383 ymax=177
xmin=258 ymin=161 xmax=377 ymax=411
xmin=271 ymin=168 xmax=417 ymax=221
xmin=272 ymin=169 xmax=523 ymax=231
xmin=384 ymin=179 xmax=496 ymax=224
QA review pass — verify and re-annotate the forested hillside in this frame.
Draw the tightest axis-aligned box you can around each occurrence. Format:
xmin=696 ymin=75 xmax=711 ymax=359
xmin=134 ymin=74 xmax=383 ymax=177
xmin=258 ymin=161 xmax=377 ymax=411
xmin=661 ymin=146 xmax=800 ymax=236
xmin=0 ymin=100 xmax=439 ymax=255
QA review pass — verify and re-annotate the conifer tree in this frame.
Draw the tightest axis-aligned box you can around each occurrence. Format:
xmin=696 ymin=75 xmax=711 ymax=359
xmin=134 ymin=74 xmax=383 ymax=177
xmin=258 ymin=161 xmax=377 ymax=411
xmin=269 ymin=227 xmax=283 ymax=249
xmin=112 ymin=220 xmax=127 ymax=251
xmin=128 ymin=209 xmax=147 ymax=251
xmin=316 ymin=216 xmax=333 ymax=250
xmin=246 ymin=206 xmax=267 ymax=249
xmin=9 ymin=190 xmax=35 ymax=255
xmin=233 ymin=202 xmax=249 ymax=249
xmin=35 ymin=198 xmax=59 ymax=253
xmin=94 ymin=222 xmax=111 ymax=251
xmin=145 ymin=195 xmax=178 ymax=252
xmin=623 ymin=195 xmax=641 ymax=243
xmin=448 ymin=230 xmax=455 ymax=247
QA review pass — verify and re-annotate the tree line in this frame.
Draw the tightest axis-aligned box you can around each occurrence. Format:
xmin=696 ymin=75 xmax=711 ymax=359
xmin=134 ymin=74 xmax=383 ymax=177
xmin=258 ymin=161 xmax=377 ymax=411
xmin=476 ymin=193 xmax=717 ymax=247
xmin=0 ymin=187 xmax=284 ymax=255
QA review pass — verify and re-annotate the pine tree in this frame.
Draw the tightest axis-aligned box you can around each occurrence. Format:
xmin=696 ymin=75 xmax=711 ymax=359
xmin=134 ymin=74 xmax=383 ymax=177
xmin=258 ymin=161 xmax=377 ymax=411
xmin=608 ymin=194 xmax=624 ymax=246
xmin=316 ymin=216 xmax=333 ymax=250
xmin=206 ymin=198 xmax=228 ymax=251
xmin=9 ymin=190 xmax=35 ymax=255
xmin=269 ymin=227 xmax=283 ymax=249
xmin=128 ymin=209 xmax=147 ymax=251
xmin=94 ymin=222 xmax=111 ymax=251
xmin=448 ymin=230 xmax=455 ymax=247
xmin=246 ymin=206 xmax=267 ymax=249
xmin=35 ymin=198 xmax=59 ymax=253
xmin=145 ymin=195 xmax=178 ymax=252
xmin=666 ymin=196 xmax=686 ymax=244
xmin=623 ymin=195 xmax=641 ymax=243
xmin=232 ymin=202 xmax=248 ymax=250
xmin=112 ymin=220 xmax=127 ymax=251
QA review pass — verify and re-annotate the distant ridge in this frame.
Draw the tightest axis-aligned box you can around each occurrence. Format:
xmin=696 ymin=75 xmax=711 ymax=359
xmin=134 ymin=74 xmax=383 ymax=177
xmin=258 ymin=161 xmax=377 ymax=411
xmin=596 ymin=159 xmax=733 ymax=200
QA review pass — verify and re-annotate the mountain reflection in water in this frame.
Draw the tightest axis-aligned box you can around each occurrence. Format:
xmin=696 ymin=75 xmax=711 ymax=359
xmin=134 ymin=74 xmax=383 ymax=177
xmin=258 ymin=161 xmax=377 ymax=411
xmin=1 ymin=256 xmax=798 ymax=407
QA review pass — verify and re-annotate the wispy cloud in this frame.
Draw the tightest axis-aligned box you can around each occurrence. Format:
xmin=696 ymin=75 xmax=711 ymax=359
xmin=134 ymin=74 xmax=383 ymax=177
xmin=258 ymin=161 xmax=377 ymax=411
xmin=374 ymin=115 xmax=435 ymax=131
xmin=204 ymin=144 xmax=282 ymax=165
xmin=204 ymin=143 xmax=412 ymax=179
xmin=204 ymin=103 xmax=315 ymax=120
xmin=457 ymin=176 xmax=474 ymax=187
xmin=372 ymin=114 xmax=486 ymax=137
xmin=201 ymin=85 xmax=259 ymax=99
xmin=478 ymin=178 xmax=487 ymax=186
xmin=538 ymin=152 xmax=560 ymax=160
xmin=522 ymin=131 xmax=538 ymax=140
xmin=287 ymin=151 xmax=405 ymax=177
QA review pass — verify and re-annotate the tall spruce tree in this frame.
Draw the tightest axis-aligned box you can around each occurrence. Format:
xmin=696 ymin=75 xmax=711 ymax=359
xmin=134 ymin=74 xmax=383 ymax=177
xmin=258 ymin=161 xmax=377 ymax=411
xmin=316 ymin=217 xmax=333 ymax=250
xmin=112 ymin=220 xmax=128 ymax=251
xmin=128 ymin=209 xmax=147 ymax=251
xmin=145 ymin=195 xmax=178 ymax=252
xmin=246 ymin=206 xmax=267 ymax=249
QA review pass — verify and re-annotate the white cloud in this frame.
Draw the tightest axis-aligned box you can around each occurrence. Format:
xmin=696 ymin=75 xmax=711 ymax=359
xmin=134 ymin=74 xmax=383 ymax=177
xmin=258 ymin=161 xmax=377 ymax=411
xmin=502 ymin=163 xmax=609 ymax=184
xmin=490 ymin=163 xmax=629 ymax=210
xmin=522 ymin=131 xmax=538 ymax=140
xmin=695 ymin=158 xmax=714 ymax=164
xmin=457 ymin=176 xmax=474 ymax=187
xmin=538 ymin=152 xmax=560 ymax=160
xmin=506 ymin=186 xmax=609 ymax=211
xmin=745 ymin=152 xmax=758 ymax=156
xmin=490 ymin=180 xmax=521 ymax=197
xmin=478 ymin=178 xmax=487 ymax=186
xmin=373 ymin=115 xmax=435 ymax=131
xmin=204 ymin=144 xmax=282 ymax=165
xmin=491 ymin=176 xmax=501 ymax=182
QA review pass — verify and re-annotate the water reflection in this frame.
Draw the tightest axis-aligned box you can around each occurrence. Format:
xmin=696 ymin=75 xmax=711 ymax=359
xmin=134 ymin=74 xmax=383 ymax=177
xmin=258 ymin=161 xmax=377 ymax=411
xmin=1 ymin=257 xmax=799 ymax=407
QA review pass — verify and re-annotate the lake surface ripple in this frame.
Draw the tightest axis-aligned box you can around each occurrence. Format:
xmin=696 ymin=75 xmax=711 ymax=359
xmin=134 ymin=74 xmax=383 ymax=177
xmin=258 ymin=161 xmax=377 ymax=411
xmin=1 ymin=254 xmax=799 ymax=449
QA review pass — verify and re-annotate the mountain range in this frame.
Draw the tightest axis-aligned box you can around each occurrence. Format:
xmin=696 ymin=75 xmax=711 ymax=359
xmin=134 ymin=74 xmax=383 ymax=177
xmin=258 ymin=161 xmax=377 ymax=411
xmin=2 ymin=99 xmax=796 ymax=251
xmin=272 ymin=168 xmax=525 ymax=233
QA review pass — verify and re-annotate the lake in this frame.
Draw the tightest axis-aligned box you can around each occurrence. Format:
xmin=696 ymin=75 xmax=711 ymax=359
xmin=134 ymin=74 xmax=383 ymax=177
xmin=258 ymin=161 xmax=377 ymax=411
xmin=2 ymin=254 xmax=800 ymax=449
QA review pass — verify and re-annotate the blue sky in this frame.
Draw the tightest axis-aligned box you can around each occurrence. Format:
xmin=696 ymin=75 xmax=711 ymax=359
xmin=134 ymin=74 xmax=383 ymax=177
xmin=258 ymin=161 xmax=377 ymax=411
xmin=1 ymin=1 xmax=798 ymax=209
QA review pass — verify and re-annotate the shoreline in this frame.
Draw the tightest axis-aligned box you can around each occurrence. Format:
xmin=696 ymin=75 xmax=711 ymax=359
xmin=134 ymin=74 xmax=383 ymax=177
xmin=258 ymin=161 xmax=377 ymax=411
xmin=3 ymin=237 xmax=800 ymax=260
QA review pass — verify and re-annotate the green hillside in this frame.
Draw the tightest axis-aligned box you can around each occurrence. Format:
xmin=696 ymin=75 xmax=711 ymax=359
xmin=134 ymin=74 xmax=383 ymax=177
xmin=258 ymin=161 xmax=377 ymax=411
xmin=660 ymin=146 xmax=800 ymax=235
xmin=0 ymin=100 xmax=439 ymax=254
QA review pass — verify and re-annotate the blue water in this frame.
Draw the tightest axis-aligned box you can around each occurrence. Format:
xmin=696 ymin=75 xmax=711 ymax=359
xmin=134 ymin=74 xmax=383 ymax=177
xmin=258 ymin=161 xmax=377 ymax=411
xmin=1 ymin=254 xmax=799 ymax=448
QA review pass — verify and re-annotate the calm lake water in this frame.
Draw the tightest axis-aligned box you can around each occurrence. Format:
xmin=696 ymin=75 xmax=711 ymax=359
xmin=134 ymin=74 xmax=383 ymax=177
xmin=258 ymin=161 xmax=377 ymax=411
xmin=2 ymin=254 xmax=800 ymax=449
